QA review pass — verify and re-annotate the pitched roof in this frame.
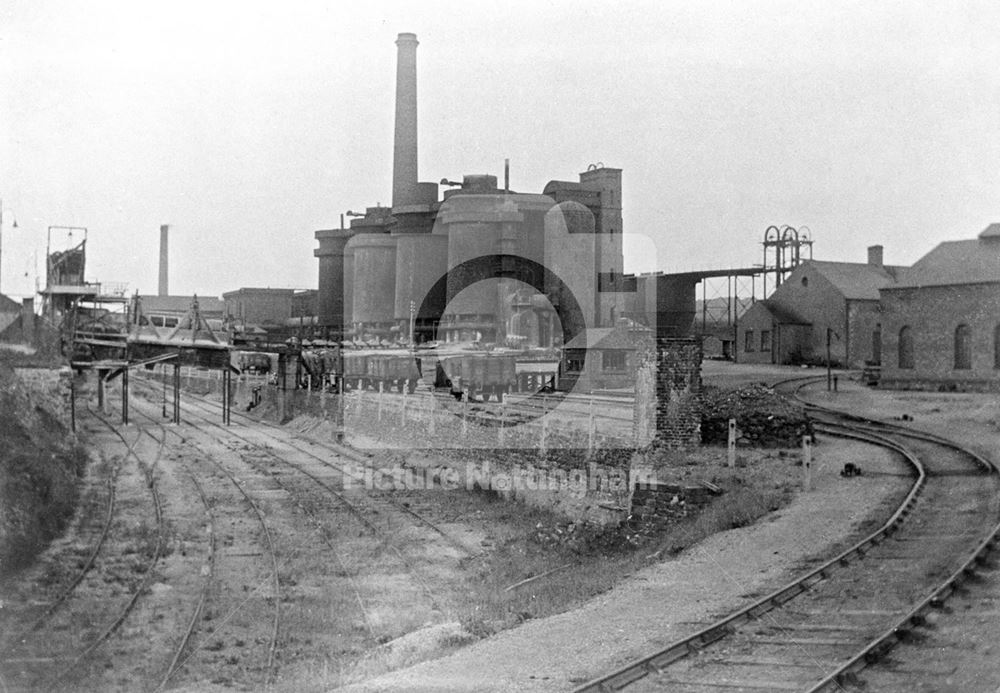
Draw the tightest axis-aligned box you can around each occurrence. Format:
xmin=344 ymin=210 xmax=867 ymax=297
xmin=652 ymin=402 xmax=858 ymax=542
xmin=142 ymin=295 xmax=225 ymax=314
xmin=889 ymin=238 xmax=1000 ymax=289
xmin=979 ymin=223 xmax=1000 ymax=239
xmin=0 ymin=292 xmax=21 ymax=314
xmin=757 ymin=299 xmax=811 ymax=325
xmin=563 ymin=327 xmax=647 ymax=350
xmin=806 ymin=261 xmax=901 ymax=300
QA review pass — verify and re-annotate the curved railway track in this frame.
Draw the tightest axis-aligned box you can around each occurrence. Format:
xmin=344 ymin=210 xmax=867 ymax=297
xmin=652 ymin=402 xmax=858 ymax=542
xmin=122 ymin=403 xmax=282 ymax=691
xmin=0 ymin=412 xmax=120 ymax=658
xmin=7 ymin=407 xmax=170 ymax=690
xmin=574 ymin=377 xmax=1000 ymax=692
xmin=141 ymin=376 xmax=476 ymax=559
xmin=129 ymin=383 xmax=458 ymax=621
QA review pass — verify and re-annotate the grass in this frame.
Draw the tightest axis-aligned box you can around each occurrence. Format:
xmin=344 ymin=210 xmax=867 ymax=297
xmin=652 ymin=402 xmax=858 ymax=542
xmin=453 ymin=469 xmax=794 ymax=639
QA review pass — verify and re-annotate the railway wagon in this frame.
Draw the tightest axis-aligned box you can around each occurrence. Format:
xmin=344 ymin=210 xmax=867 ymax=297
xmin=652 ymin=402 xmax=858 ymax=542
xmin=232 ymin=350 xmax=273 ymax=374
xmin=366 ymin=353 xmax=421 ymax=393
xmin=439 ymin=353 xmax=517 ymax=401
xmin=298 ymin=347 xmax=340 ymax=388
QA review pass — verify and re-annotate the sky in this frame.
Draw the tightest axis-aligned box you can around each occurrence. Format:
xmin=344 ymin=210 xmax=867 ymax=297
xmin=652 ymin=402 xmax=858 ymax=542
xmin=2 ymin=0 xmax=999 ymax=301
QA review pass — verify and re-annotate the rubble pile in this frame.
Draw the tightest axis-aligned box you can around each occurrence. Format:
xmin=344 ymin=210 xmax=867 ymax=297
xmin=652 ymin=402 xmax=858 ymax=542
xmin=700 ymin=383 xmax=812 ymax=447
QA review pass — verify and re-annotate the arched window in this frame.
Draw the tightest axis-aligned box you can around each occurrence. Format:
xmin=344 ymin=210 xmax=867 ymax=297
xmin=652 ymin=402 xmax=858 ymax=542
xmin=898 ymin=326 xmax=914 ymax=369
xmin=954 ymin=324 xmax=972 ymax=370
xmin=995 ymin=324 xmax=1000 ymax=369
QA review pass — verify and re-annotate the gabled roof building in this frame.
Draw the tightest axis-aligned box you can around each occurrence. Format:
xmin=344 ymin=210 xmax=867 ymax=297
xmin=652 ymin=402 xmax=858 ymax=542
xmin=737 ymin=246 xmax=901 ymax=367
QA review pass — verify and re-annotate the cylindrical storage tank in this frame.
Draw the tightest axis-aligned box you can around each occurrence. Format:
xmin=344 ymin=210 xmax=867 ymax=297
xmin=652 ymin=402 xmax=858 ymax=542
xmin=438 ymin=194 xmax=523 ymax=323
xmin=343 ymin=244 xmax=354 ymax=331
xmin=653 ymin=275 xmax=697 ymax=337
xmin=394 ymin=233 xmax=448 ymax=325
xmin=544 ymin=201 xmax=596 ymax=333
xmin=346 ymin=234 xmax=397 ymax=327
xmin=314 ymin=229 xmax=352 ymax=330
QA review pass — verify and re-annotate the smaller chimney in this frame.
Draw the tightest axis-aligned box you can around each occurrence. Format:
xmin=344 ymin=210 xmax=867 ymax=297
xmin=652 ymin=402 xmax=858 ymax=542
xmin=867 ymin=245 xmax=884 ymax=267
xmin=21 ymin=298 xmax=35 ymax=346
xmin=158 ymin=225 xmax=169 ymax=296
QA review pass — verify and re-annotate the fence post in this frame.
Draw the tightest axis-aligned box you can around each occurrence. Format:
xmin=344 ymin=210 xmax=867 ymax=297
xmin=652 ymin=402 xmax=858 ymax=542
xmin=587 ymin=396 xmax=595 ymax=456
xmin=499 ymin=392 xmax=506 ymax=446
xmin=401 ymin=384 xmax=408 ymax=426
xmin=727 ymin=418 xmax=737 ymax=467
xmin=378 ymin=381 xmax=384 ymax=422
xmin=462 ymin=390 xmax=468 ymax=436
xmin=802 ymin=435 xmax=812 ymax=491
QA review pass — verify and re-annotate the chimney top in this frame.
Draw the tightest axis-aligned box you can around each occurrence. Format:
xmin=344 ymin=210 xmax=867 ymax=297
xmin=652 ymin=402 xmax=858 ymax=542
xmin=396 ymin=32 xmax=418 ymax=44
xmin=867 ymin=244 xmax=884 ymax=267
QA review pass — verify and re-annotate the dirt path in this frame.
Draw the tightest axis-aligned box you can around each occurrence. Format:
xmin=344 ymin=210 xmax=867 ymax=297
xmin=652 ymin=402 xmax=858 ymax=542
xmin=339 ymin=434 xmax=911 ymax=692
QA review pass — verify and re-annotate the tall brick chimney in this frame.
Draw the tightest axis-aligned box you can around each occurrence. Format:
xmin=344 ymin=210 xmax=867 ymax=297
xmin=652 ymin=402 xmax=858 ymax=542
xmin=392 ymin=33 xmax=419 ymax=210
xmin=158 ymin=225 xmax=169 ymax=296
xmin=867 ymin=244 xmax=884 ymax=267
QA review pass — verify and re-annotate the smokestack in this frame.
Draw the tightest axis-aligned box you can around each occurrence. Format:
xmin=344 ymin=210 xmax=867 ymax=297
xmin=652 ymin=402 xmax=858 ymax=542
xmin=392 ymin=32 xmax=419 ymax=209
xmin=158 ymin=225 xmax=169 ymax=296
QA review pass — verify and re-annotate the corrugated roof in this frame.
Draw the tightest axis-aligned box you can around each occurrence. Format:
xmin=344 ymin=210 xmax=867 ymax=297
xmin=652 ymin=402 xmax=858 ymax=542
xmin=807 ymin=261 xmax=901 ymax=300
xmin=889 ymin=239 xmax=1000 ymax=289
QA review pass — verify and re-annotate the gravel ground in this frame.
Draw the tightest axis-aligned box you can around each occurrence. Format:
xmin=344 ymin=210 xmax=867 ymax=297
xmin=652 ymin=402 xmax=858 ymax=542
xmin=339 ymin=435 xmax=910 ymax=692
xmin=802 ymin=379 xmax=1000 ymax=692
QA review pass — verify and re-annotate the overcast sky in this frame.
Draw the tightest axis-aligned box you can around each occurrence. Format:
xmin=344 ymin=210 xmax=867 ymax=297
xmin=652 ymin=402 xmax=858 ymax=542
xmin=2 ymin=1 xmax=998 ymax=301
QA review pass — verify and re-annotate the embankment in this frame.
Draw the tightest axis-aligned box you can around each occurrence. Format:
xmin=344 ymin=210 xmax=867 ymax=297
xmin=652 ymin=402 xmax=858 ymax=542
xmin=0 ymin=358 xmax=86 ymax=575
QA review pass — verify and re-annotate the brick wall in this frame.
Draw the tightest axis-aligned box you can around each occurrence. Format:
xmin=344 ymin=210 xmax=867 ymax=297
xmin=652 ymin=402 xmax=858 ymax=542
xmin=649 ymin=336 xmax=702 ymax=449
xmin=880 ymin=283 xmax=1000 ymax=390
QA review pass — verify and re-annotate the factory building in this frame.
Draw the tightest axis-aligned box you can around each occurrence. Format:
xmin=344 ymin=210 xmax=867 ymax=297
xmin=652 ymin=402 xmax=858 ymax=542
xmin=736 ymin=246 xmax=901 ymax=367
xmin=878 ymin=224 xmax=1000 ymax=391
xmin=314 ymin=33 xmax=629 ymax=347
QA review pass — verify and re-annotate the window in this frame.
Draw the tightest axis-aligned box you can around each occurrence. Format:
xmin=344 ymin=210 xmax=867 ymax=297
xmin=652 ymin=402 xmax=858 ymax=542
xmin=760 ymin=330 xmax=771 ymax=352
xmin=801 ymin=276 xmax=809 ymax=287
xmin=995 ymin=325 xmax=1000 ymax=369
xmin=567 ymin=355 xmax=585 ymax=373
xmin=602 ymin=351 xmax=626 ymax=371
xmin=898 ymin=326 xmax=914 ymax=369
xmin=872 ymin=324 xmax=882 ymax=365
xmin=744 ymin=329 xmax=755 ymax=352
xmin=954 ymin=324 xmax=972 ymax=370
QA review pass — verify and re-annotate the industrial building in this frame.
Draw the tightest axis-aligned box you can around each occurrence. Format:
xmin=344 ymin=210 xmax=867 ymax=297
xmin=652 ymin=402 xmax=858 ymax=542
xmin=314 ymin=33 xmax=632 ymax=349
xmin=736 ymin=246 xmax=901 ymax=368
xmin=878 ymin=224 xmax=1000 ymax=391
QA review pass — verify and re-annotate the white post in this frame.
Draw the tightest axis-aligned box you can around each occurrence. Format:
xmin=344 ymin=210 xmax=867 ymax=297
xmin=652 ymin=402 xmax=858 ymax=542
xmin=727 ymin=418 xmax=737 ymax=468
xmin=378 ymin=381 xmax=384 ymax=422
xmin=428 ymin=392 xmax=436 ymax=436
xmin=588 ymin=396 xmax=595 ymax=456
xmin=401 ymin=384 xmax=407 ymax=425
xmin=462 ymin=390 xmax=469 ymax=436
xmin=499 ymin=392 xmax=506 ymax=446
xmin=802 ymin=435 xmax=812 ymax=491
xmin=540 ymin=413 xmax=548 ymax=456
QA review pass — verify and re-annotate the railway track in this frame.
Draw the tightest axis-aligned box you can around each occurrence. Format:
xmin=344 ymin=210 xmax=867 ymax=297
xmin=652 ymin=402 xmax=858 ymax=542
xmin=0 ymin=414 xmax=120 ymax=660
xmin=129 ymin=383 xmax=462 ymax=624
xmin=0 ymin=407 xmax=169 ymax=691
xmin=142 ymin=375 xmax=477 ymax=559
xmin=574 ymin=378 xmax=1000 ymax=692
xmin=121 ymin=403 xmax=282 ymax=691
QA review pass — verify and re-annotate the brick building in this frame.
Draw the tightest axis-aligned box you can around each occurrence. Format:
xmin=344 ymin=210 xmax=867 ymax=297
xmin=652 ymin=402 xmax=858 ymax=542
xmin=561 ymin=323 xmax=652 ymax=392
xmin=737 ymin=246 xmax=901 ymax=367
xmin=879 ymin=225 xmax=1000 ymax=391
